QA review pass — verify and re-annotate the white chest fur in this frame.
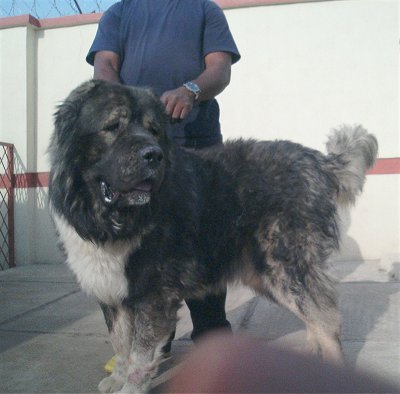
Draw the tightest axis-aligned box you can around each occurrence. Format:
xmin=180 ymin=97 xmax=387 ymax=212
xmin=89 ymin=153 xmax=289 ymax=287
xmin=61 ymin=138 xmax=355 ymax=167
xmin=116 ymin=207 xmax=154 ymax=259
xmin=53 ymin=213 xmax=137 ymax=305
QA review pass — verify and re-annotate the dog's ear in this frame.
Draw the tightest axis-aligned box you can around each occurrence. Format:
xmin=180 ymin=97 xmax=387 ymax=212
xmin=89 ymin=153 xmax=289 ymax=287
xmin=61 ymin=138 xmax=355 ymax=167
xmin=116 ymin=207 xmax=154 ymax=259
xmin=132 ymin=87 xmax=168 ymax=129
xmin=53 ymin=80 xmax=102 ymax=139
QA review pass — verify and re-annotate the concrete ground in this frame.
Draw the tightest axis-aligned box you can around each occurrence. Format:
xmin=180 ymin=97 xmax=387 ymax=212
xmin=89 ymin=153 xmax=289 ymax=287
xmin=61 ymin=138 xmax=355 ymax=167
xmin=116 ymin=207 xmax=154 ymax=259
xmin=0 ymin=260 xmax=399 ymax=393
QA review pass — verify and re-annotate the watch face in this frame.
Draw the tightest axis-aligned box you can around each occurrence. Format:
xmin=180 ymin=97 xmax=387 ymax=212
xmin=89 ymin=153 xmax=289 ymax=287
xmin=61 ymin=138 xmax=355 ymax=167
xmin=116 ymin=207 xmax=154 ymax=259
xmin=185 ymin=82 xmax=200 ymax=95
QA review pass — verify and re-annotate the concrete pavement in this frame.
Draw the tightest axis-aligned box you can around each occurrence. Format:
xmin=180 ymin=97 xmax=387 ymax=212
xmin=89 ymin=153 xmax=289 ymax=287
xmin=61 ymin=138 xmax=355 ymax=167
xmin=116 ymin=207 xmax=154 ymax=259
xmin=0 ymin=260 xmax=399 ymax=393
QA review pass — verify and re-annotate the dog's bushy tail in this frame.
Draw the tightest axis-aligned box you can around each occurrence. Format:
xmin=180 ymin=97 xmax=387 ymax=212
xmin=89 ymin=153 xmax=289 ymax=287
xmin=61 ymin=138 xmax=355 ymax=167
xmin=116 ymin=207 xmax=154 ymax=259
xmin=326 ymin=125 xmax=378 ymax=206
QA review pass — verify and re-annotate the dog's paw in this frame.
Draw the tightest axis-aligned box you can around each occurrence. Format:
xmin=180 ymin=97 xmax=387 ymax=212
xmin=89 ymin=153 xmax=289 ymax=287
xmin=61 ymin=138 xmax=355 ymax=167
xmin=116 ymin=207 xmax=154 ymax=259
xmin=116 ymin=382 xmax=149 ymax=394
xmin=98 ymin=376 xmax=125 ymax=393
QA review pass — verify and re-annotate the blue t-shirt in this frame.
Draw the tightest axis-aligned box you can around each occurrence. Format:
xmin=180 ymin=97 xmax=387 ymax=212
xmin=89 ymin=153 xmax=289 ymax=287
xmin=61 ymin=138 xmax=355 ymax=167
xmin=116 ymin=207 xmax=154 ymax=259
xmin=86 ymin=0 xmax=240 ymax=148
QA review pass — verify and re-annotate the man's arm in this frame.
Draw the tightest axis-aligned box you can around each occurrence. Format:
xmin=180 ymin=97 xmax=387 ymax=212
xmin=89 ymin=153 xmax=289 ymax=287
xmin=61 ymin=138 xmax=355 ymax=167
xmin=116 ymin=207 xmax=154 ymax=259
xmin=193 ymin=51 xmax=232 ymax=101
xmin=160 ymin=52 xmax=232 ymax=121
xmin=93 ymin=50 xmax=121 ymax=83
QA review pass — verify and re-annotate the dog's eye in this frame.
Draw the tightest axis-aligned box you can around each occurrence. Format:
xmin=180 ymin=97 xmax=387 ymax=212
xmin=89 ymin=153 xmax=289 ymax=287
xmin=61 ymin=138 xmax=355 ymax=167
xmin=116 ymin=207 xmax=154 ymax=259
xmin=103 ymin=121 xmax=120 ymax=132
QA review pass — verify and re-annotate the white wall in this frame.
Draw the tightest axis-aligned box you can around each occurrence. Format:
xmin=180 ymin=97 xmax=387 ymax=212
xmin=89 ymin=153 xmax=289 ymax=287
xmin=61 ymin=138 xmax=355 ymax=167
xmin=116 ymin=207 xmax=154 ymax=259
xmin=220 ymin=0 xmax=399 ymax=157
xmin=0 ymin=0 xmax=398 ymax=265
xmin=36 ymin=24 xmax=95 ymax=172
xmin=219 ymin=0 xmax=399 ymax=262
xmin=0 ymin=27 xmax=30 ymax=167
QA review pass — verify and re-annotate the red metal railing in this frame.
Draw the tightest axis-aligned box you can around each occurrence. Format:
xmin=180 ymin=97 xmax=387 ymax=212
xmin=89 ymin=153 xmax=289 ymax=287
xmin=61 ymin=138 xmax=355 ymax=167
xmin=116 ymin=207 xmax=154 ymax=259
xmin=0 ymin=143 xmax=15 ymax=269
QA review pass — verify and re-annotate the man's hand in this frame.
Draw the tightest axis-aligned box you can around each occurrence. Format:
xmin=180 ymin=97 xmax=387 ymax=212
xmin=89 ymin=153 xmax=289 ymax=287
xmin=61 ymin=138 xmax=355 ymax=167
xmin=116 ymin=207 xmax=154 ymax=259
xmin=160 ymin=52 xmax=232 ymax=122
xmin=160 ymin=86 xmax=196 ymax=122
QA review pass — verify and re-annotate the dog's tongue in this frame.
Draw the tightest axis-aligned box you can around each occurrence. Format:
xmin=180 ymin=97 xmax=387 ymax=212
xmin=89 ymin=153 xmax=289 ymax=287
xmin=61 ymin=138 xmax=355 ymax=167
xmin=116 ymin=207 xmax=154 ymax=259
xmin=134 ymin=180 xmax=153 ymax=192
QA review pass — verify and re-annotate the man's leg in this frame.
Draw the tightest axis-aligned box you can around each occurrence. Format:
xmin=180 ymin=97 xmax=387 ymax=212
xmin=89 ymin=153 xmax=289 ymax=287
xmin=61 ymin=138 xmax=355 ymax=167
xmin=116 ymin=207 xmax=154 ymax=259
xmin=186 ymin=291 xmax=231 ymax=341
xmin=162 ymin=291 xmax=231 ymax=355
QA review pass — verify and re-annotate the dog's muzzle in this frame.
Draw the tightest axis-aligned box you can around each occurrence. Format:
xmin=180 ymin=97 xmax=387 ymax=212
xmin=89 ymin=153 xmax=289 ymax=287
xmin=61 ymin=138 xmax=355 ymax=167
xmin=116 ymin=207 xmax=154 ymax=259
xmin=100 ymin=178 xmax=154 ymax=206
xmin=96 ymin=145 xmax=164 ymax=207
xmin=139 ymin=146 xmax=164 ymax=167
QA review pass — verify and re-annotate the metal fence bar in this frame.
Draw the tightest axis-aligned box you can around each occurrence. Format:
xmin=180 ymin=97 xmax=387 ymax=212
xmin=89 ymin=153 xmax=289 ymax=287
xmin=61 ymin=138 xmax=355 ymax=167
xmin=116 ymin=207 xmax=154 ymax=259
xmin=0 ymin=142 xmax=15 ymax=269
xmin=7 ymin=144 xmax=15 ymax=267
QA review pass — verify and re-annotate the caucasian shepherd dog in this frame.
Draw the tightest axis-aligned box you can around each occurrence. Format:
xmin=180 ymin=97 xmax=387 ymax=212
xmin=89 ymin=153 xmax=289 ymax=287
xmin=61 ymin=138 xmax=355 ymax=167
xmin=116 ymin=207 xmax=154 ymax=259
xmin=49 ymin=80 xmax=378 ymax=393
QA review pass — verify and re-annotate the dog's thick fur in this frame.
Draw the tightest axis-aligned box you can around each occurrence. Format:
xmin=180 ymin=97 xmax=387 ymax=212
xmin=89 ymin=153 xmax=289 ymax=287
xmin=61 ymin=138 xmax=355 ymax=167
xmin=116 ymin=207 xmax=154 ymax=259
xmin=49 ymin=80 xmax=378 ymax=393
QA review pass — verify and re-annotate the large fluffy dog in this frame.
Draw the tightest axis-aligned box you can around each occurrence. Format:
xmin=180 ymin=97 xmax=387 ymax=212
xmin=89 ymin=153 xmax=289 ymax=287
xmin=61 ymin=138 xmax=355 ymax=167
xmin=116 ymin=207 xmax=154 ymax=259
xmin=49 ymin=80 xmax=377 ymax=393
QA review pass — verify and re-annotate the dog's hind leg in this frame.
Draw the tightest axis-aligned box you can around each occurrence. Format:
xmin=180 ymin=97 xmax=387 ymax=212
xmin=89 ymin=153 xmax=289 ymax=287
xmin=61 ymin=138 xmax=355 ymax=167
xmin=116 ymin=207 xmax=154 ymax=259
xmin=298 ymin=290 xmax=344 ymax=366
xmin=248 ymin=264 xmax=343 ymax=366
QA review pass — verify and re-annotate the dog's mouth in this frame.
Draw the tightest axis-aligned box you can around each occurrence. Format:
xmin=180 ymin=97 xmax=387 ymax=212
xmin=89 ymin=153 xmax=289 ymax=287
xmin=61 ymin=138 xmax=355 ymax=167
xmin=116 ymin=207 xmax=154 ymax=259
xmin=100 ymin=179 xmax=153 ymax=206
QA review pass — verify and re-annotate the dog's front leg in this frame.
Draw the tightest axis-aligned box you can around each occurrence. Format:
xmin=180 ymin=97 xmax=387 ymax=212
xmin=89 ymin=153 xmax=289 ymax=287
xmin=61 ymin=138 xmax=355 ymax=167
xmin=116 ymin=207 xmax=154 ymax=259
xmin=99 ymin=305 xmax=133 ymax=393
xmin=119 ymin=301 xmax=178 ymax=394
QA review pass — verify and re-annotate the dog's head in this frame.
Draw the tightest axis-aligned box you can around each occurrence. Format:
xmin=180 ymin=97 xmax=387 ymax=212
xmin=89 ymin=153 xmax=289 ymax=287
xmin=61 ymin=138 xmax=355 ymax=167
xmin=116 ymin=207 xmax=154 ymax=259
xmin=49 ymin=80 xmax=169 ymax=240
xmin=51 ymin=79 xmax=168 ymax=206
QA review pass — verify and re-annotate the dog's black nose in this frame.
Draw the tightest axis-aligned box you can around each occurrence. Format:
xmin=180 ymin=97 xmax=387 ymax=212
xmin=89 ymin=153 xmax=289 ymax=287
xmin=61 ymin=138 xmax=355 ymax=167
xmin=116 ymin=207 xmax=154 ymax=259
xmin=140 ymin=146 xmax=164 ymax=165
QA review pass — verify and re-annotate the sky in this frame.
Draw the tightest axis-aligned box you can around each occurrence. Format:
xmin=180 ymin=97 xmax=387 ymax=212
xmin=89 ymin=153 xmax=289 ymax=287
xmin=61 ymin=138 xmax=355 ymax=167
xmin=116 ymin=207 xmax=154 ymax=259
xmin=0 ymin=0 xmax=118 ymax=18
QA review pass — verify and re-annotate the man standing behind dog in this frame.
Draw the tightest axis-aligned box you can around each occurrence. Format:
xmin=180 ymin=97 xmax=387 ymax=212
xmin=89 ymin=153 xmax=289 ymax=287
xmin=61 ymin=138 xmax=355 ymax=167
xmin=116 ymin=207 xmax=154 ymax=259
xmin=86 ymin=0 xmax=240 ymax=351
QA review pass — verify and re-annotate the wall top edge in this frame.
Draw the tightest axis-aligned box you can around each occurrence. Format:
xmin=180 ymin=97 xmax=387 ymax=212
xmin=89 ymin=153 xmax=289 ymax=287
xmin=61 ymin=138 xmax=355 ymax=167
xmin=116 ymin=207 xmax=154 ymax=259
xmin=0 ymin=12 xmax=101 ymax=30
xmin=0 ymin=0 xmax=342 ymax=30
xmin=216 ymin=0 xmax=340 ymax=9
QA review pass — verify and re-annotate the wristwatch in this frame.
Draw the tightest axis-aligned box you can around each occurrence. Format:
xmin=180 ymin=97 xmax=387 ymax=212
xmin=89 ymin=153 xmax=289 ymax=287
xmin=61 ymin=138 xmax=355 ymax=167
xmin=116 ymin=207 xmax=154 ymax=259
xmin=183 ymin=81 xmax=201 ymax=101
